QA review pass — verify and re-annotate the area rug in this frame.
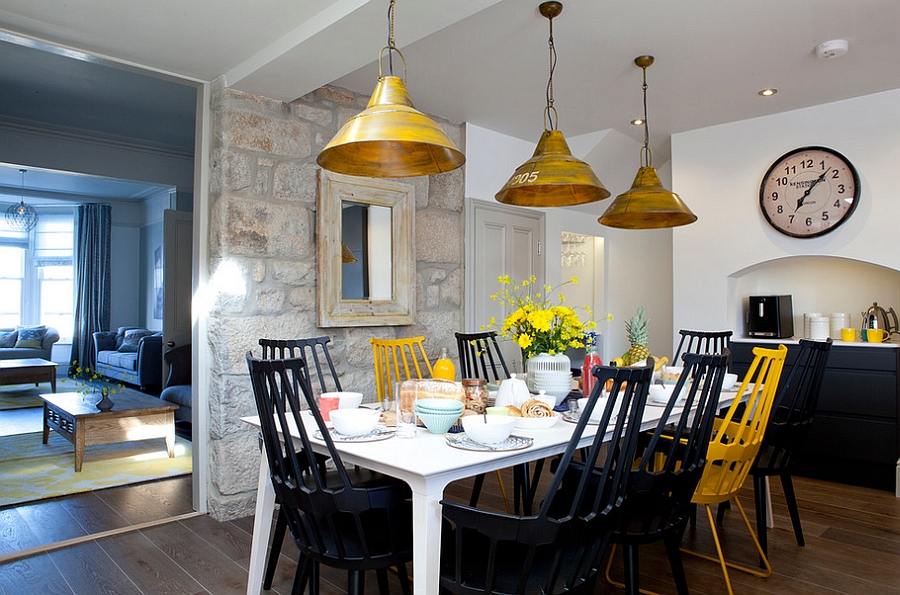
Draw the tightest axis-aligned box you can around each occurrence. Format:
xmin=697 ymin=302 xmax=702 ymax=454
xmin=0 ymin=431 xmax=192 ymax=507
xmin=0 ymin=380 xmax=81 ymax=411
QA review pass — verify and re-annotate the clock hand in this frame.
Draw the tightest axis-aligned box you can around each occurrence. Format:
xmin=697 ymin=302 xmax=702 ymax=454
xmin=794 ymin=168 xmax=831 ymax=211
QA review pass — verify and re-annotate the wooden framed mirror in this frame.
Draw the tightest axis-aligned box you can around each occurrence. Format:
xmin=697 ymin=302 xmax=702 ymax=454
xmin=317 ymin=170 xmax=414 ymax=327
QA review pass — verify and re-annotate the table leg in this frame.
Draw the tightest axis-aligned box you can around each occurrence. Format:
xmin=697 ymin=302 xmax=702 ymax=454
xmin=411 ymin=480 xmax=447 ymax=595
xmin=246 ymin=445 xmax=277 ymax=595
xmin=50 ymin=370 xmax=57 ymax=392
xmin=74 ymin=419 xmax=85 ymax=472
xmin=42 ymin=405 xmax=50 ymax=444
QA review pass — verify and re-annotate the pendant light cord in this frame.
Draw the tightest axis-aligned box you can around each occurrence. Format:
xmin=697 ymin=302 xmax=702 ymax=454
xmin=387 ymin=0 xmax=396 ymax=76
xmin=545 ymin=14 xmax=558 ymax=130
xmin=641 ymin=65 xmax=652 ymax=167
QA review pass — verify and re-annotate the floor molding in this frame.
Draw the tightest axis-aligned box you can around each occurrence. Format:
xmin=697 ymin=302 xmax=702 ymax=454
xmin=0 ymin=511 xmax=203 ymax=564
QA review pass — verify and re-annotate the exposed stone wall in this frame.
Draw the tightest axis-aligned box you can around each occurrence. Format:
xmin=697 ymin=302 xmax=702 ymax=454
xmin=205 ymin=80 xmax=465 ymax=520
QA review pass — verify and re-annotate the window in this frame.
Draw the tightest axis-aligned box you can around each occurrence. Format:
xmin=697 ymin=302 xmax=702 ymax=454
xmin=0 ymin=209 xmax=75 ymax=340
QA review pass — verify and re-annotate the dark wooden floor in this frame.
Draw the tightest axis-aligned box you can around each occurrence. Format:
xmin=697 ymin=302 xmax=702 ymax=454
xmin=1 ymin=468 xmax=899 ymax=595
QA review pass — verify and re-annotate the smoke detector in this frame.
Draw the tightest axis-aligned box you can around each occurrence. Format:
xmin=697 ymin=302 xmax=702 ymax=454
xmin=815 ymin=39 xmax=849 ymax=60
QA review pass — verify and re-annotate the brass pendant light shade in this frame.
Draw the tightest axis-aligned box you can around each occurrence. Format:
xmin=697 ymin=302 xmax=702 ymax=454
xmin=316 ymin=75 xmax=465 ymax=178
xmin=316 ymin=0 xmax=464 ymax=178
xmin=599 ymin=55 xmax=697 ymax=229
xmin=599 ymin=166 xmax=697 ymax=229
xmin=495 ymin=130 xmax=610 ymax=207
xmin=495 ymin=1 xmax=608 ymax=208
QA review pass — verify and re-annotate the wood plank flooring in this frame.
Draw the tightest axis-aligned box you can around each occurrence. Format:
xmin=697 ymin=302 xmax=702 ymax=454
xmin=1 ymin=468 xmax=898 ymax=595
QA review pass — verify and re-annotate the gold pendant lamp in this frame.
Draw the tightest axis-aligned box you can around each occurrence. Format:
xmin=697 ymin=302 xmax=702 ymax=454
xmin=316 ymin=0 xmax=465 ymax=178
xmin=599 ymin=56 xmax=697 ymax=229
xmin=495 ymin=2 xmax=609 ymax=207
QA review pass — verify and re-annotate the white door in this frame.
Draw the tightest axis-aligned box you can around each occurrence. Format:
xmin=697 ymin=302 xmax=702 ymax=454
xmin=466 ymin=201 xmax=545 ymax=372
xmin=163 ymin=209 xmax=193 ymax=356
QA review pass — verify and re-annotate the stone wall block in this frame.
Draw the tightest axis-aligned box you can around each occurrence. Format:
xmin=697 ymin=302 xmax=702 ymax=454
xmin=290 ymin=102 xmax=333 ymax=127
xmin=426 ymin=284 xmax=440 ymax=309
xmin=265 ymin=202 xmax=312 ymax=259
xmin=207 ymin=374 xmax=257 ymax=439
xmin=415 ymin=210 xmax=462 ymax=263
xmin=207 ymin=490 xmax=256 ymax=522
xmin=209 ymin=431 xmax=259 ymax=495
xmin=312 ymin=86 xmax=355 ymax=106
xmin=428 ymin=169 xmax=464 ymax=211
xmin=273 ymin=162 xmax=319 ymax=201
xmin=411 ymin=176 xmax=429 ymax=210
xmin=213 ymin=148 xmax=253 ymax=192
xmin=256 ymin=158 xmax=273 ymax=196
xmin=415 ymin=309 xmax=462 ymax=358
xmin=441 ymin=267 xmax=463 ymax=308
xmin=287 ymin=285 xmax=316 ymax=311
xmin=255 ymin=288 xmax=286 ymax=314
xmin=272 ymin=259 xmax=316 ymax=286
xmin=224 ymin=196 xmax=269 ymax=255
xmin=219 ymin=109 xmax=312 ymax=158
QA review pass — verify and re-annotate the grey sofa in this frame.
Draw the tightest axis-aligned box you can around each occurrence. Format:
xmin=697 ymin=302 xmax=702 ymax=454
xmin=93 ymin=326 xmax=163 ymax=391
xmin=160 ymin=344 xmax=191 ymax=423
xmin=0 ymin=326 xmax=60 ymax=361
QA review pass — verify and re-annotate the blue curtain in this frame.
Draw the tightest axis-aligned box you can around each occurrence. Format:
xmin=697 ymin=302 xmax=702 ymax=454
xmin=70 ymin=204 xmax=111 ymax=373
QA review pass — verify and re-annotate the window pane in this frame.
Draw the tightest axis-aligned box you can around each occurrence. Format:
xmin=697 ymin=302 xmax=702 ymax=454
xmin=0 ymin=246 xmax=23 ymax=277
xmin=0 ymin=279 xmax=21 ymax=326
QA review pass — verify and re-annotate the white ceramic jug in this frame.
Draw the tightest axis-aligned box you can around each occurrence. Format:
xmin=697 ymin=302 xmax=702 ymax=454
xmin=494 ymin=373 xmax=530 ymax=408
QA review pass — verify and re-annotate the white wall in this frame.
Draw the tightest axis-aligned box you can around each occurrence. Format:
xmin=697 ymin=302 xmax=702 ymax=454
xmin=671 ymin=89 xmax=900 ymax=343
xmin=465 ymin=123 xmax=675 ymax=361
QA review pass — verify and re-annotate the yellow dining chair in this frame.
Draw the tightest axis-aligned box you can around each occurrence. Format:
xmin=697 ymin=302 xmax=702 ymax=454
xmin=681 ymin=344 xmax=787 ymax=595
xmin=371 ymin=336 xmax=433 ymax=402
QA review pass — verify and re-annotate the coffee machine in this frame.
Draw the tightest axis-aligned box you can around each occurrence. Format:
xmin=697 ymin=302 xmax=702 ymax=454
xmin=747 ymin=295 xmax=794 ymax=338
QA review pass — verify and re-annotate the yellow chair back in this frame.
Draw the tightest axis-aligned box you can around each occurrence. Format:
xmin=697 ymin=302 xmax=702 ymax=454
xmin=692 ymin=344 xmax=787 ymax=505
xmin=370 ymin=336 xmax=433 ymax=402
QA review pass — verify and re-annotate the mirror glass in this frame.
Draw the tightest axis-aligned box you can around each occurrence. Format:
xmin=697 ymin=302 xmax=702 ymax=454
xmin=317 ymin=171 xmax=414 ymax=327
xmin=561 ymin=231 xmax=606 ymax=360
xmin=341 ymin=201 xmax=393 ymax=300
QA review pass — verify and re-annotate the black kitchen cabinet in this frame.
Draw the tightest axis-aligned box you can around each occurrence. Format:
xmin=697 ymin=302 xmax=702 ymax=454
xmin=730 ymin=339 xmax=900 ymax=493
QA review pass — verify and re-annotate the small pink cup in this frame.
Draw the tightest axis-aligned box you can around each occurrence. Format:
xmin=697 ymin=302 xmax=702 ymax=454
xmin=319 ymin=396 xmax=340 ymax=421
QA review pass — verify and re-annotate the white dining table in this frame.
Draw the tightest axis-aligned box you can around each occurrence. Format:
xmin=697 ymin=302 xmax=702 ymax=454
xmin=242 ymin=390 xmax=743 ymax=595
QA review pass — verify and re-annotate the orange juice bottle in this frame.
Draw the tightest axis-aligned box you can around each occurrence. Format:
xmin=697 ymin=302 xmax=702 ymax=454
xmin=433 ymin=347 xmax=456 ymax=381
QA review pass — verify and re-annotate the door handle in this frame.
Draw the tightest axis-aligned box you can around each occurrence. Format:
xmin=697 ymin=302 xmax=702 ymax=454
xmin=166 ymin=341 xmax=175 ymax=347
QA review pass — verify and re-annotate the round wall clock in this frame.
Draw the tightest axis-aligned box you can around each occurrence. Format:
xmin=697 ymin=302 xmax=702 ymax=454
xmin=759 ymin=146 xmax=860 ymax=238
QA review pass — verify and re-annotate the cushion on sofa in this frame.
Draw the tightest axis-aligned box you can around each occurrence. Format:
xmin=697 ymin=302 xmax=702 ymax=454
xmin=118 ymin=329 xmax=155 ymax=353
xmin=97 ymin=350 xmax=139 ymax=372
xmin=15 ymin=325 xmax=47 ymax=349
xmin=0 ymin=330 xmax=16 ymax=348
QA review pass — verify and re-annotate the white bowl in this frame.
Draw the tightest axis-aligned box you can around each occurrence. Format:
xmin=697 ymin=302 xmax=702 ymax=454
xmin=576 ymin=396 xmax=612 ymax=422
xmin=461 ymin=415 xmax=516 ymax=444
xmin=514 ymin=413 xmax=560 ymax=430
xmin=648 ymin=384 xmax=679 ymax=405
xmin=721 ymin=373 xmax=738 ymax=391
xmin=329 ymin=408 xmax=380 ymax=436
xmin=533 ymin=392 xmax=557 ymax=410
xmin=321 ymin=391 xmax=363 ymax=409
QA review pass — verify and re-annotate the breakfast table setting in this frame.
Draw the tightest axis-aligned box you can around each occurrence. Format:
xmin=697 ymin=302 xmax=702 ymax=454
xmin=242 ymin=368 xmax=746 ymax=595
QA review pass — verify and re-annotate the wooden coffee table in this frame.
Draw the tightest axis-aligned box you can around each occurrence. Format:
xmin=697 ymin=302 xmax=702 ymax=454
xmin=0 ymin=358 xmax=58 ymax=391
xmin=40 ymin=390 xmax=179 ymax=472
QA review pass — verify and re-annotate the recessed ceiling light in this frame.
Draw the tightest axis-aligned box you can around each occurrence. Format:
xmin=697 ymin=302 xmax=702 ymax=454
xmin=758 ymin=88 xmax=777 ymax=97
xmin=631 ymin=118 xmax=644 ymax=126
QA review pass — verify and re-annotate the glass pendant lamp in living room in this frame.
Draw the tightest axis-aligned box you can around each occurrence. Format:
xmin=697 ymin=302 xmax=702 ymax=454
xmin=316 ymin=0 xmax=465 ymax=178
xmin=599 ymin=56 xmax=697 ymax=229
xmin=495 ymin=2 xmax=609 ymax=208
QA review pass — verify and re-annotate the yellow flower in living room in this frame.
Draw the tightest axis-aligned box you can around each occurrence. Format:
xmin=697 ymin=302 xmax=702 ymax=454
xmin=483 ymin=275 xmax=596 ymax=359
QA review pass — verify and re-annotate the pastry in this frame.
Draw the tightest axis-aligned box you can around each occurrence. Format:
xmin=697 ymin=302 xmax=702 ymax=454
xmin=520 ymin=398 xmax=553 ymax=418
xmin=505 ymin=405 xmax=523 ymax=417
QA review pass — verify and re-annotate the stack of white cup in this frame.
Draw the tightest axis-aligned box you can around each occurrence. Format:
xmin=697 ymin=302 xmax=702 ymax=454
xmin=803 ymin=312 xmax=824 ymax=338
xmin=809 ymin=316 xmax=830 ymax=340
xmin=830 ymin=313 xmax=850 ymax=339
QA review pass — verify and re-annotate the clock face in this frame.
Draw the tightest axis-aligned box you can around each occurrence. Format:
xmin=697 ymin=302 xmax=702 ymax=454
xmin=759 ymin=146 xmax=860 ymax=238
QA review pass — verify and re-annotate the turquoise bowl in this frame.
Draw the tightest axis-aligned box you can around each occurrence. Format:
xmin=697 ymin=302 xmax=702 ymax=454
xmin=415 ymin=409 xmax=460 ymax=434
xmin=415 ymin=398 xmax=464 ymax=413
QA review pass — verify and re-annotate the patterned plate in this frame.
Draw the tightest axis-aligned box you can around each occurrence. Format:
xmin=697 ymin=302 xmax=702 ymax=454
xmin=562 ymin=410 xmax=611 ymax=425
xmin=313 ymin=427 xmax=395 ymax=443
xmin=445 ymin=433 xmax=533 ymax=452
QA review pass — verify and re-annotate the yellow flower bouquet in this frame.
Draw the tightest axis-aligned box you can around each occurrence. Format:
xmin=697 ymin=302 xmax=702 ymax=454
xmin=485 ymin=275 xmax=596 ymax=359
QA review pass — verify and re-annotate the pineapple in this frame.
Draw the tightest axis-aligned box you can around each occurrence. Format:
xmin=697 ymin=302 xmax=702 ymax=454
xmin=622 ymin=307 xmax=651 ymax=365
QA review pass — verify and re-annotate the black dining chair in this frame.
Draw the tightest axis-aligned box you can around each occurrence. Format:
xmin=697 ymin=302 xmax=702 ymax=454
xmin=672 ymin=329 xmax=733 ymax=364
xmin=604 ymin=351 xmax=730 ymax=595
xmin=247 ymin=354 xmax=413 ymax=595
xmin=440 ymin=362 xmax=653 ymax=595
xmin=454 ymin=330 xmax=520 ymax=513
xmin=751 ymin=338 xmax=832 ymax=557
xmin=258 ymin=337 xmax=406 ymax=592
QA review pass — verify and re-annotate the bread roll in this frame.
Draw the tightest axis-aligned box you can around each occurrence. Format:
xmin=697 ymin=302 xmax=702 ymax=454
xmin=520 ymin=398 xmax=553 ymax=418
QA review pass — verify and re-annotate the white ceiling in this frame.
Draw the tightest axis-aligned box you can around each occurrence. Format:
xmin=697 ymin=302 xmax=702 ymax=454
xmin=0 ymin=0 xmax=898 ymax=194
